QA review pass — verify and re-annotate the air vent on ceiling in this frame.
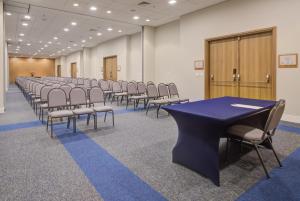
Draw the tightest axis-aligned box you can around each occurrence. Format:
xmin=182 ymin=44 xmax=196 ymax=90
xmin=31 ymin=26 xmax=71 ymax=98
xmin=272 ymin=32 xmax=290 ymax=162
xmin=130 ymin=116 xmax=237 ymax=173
xmin=89 ymin=28 xmax=98 ymax=32
xmin=4 ymin=0 xmax=30 ymax=14
xmin=138 ymin=1 xmax=151 ymax=6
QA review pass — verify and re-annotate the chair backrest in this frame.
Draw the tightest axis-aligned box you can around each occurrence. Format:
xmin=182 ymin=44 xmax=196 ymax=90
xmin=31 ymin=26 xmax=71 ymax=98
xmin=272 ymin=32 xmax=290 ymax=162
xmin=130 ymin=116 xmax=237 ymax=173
xmin=99 ymin=80 xmax=109 ymax=91
xmin=48 ymin=88 xmax=67 ymax=108
xmin=147 ymin=84 xmax=158 ymax=98
xmin=89 ymin=87 xmax=105 ymax=104
xmin=40 ymin=86 xmax=53 ymax=102
xmin=137 ymin=82 xmax=147 ymax=94
xmin=264 ymin=99 xmax=286 ymax=134
xmin=91 ymin=79 xmax=98 ymax=87
xmin=52 ymin=84 xmax=61 ymax=88
xmin=60 ymin=85 xmax=72 ymax=100
xmin=158 ymin=83 xmax=170 ymax=98
xmin=68 ymin=83 xmax=76 ymax=88
xmin=77 ymin=78 xmax=84 ymax=85
xmin=70 ymin=87 xmax=87 ymax=106
xmin=112 ymin=82 xmax=122 ymax=93
xmin=147 ymin=81 xmax=155 ymax=86
xmin=127 ymin=82 xmax=138 ymax=95
xmin=83 ymin=78 xmax=91 ymax=87
xmin=168 ymin=83 xmax=179 ymax=97
xmin=72 ymin=78 xmax=77 ymax=84
xmin=35 ymin=84 xmax=44 ymax=97
xmin=107 ymin=80 xmax=113 ymax=90
xmin=121 ymin=81 xmax=128 ymax=92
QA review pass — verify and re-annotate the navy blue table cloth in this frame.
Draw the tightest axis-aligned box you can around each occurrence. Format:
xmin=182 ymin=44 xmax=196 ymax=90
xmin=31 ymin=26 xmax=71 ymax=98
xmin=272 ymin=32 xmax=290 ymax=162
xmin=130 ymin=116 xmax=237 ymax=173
xmin=162 ymin=96 xmax=276 ymax=186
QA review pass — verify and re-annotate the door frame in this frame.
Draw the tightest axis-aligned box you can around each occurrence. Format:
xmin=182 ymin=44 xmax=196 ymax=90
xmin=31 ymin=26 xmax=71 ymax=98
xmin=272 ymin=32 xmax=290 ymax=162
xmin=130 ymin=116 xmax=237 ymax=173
xmin=204 ymin=27 xmax=277 ymax=100
xmin=103 ymin=55 xmax=117 ymax=80
xmin=70 ymin=62 xmax=77 ymax=78
xmin=57 ymin=65 xmax=61 ymax=77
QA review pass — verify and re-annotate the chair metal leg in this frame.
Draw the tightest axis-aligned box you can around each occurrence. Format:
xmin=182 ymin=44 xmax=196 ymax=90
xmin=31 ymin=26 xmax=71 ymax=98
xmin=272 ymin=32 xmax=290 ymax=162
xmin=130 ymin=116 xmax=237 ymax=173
xmin=46 ymin=116 xmax=49 ymax=131
xmin=67 ymin=117 xmax=70 ymax=128
xmin=126 ymin=97 xmax=129 ymax=109
xmin=104 ymin=112 xmax=107 ymax=122
xmin=41 ymin=109 xmax=44 ymax=124
xmin=146 ymin=103 xmax=150 ymax=115
xmin=156 ymin=105 xmax=161 ymax=118
xmin=225 ymin=137 xmax=230 ymax=162
xmin=50 ymin=118 xmax=53 ymax=138
xmin=254 ymin=144 xmax=270 ymax=178
xmin=267 ymin=137 xmax=282 ymax=167
xmin=87 ymin=114 xmax=90 ymax=125
xmin=94 ymin=114 xmax=97 ymax=129
xmin=73 ymin=117 xmax=76 ymax=133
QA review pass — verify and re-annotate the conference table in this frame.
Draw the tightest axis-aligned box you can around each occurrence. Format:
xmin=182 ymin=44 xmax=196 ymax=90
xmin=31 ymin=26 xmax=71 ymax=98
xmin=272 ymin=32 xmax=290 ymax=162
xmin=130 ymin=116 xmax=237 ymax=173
xmin=162 ymin=96 xmax=276 ymax=186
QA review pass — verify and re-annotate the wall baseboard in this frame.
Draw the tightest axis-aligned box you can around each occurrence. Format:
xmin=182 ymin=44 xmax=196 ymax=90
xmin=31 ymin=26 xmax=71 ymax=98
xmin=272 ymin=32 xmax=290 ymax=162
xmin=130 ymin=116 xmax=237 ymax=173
xmin=282 ymin=114 xmax=300 ymax=124
xmin=0 ymin=107 xmax=4 ymax=113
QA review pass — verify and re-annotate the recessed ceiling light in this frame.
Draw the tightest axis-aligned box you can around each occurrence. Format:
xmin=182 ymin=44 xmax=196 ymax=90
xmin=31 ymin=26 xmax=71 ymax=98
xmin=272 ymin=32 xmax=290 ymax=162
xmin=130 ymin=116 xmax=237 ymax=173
xmin=168 ymin=0 xmax=177 ymax=5
xmin=81 ymin=40 xmax=86 ymax=43
xmin=27 ymin=43 xmax=31 ymax=46
xmin=73 ymin=3 xmax=79 ymax=7
xmin=19 ymin=33 xmax=24 ymax=37
xmin=39 ymin=41 xmax=42 ymax=43
xmin=57 ymin=42 xmax=61 ymax=45
xmin=97 ymin=32 xmax=102 ymax=36
xmin=24 ymin=15 xmax=31 ymax=19
xmin=6 ymin=12 xmax=12 ymax=16
xmin=107 ymin=27 xmax=113 ymax=31
xmin=90 ymin=6 xmax=97 ymax=11
xmin=22 ymin=22 xmax=29 ymax=26
xmin=44 ymin=44 xmax=48 ymax=47
xmin=8 ymin=44 xmax=12 ymax=46
xmin=64 ymin=28 xmax=69 ymax=32
xmin=106 ymin=10 xmax=112 ymax=14
xmin=89 ymin=36 xmax=93 ymax=40
xmin=7 ymin=38 xmax=11 ymax=41
xmin=73 ymin=44 xmax=78 ymax=47
xmin=41 ymin=47 xmax=44 ymax=50
xmin=146 ymin=18 xmax=151 ymax=22
xmin=38 ymin=50 xmax=41 ymax=52
xmin=118 ymin=30 xmax=122 ymax=33
xmin=17 ymin=46 xmax=20 ymax=48
xmin=18 ymin=39 xmax=23 ymax=42
xmin=67 ymin=46 xmax=71 ymax=49
xmin=53 ymin=37 xmax=58 ymax=40
xmin=62 ymin=49 xmax=65 ymax=51
xmin=71 ymin=22 xmax=77 ymax=26
xmin=48 ymin=41 xmax=52 ymax=44
xmin=133 ymin=16 xmax=140 ymax=20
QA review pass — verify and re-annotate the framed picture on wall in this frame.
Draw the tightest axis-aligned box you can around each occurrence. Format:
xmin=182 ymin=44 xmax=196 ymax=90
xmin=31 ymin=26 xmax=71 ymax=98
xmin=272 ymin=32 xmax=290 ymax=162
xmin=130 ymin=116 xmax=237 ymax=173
xmin=194 ymin=60 xmax=204 ymax=70
xmin=278 ymin=53 xmax=298 ymax=68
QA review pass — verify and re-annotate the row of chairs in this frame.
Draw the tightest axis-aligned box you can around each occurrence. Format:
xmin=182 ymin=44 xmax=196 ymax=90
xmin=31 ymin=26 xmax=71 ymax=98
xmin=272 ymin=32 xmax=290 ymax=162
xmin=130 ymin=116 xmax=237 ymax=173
xmin=18 ymin=76 xmax=189 ymax=118
xmin=16 ymin=77 xmax=114 ymax=138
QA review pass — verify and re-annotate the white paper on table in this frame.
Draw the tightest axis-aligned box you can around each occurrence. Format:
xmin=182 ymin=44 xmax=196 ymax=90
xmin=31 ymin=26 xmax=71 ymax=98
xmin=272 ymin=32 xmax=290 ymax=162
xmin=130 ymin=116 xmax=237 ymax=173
xmin=231 ymin=104 xmax=263 ymax=110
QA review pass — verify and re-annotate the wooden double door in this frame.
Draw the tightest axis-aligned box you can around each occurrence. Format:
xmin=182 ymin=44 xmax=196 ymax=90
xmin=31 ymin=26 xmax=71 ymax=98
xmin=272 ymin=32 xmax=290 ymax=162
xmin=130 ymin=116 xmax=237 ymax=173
xmin=71 ymin=63 xmax=77 ymax=78
xmin=103 ymin=56 xmax=117 ymax=81
xmin=206 ymin=28 xmax=276 ymax=100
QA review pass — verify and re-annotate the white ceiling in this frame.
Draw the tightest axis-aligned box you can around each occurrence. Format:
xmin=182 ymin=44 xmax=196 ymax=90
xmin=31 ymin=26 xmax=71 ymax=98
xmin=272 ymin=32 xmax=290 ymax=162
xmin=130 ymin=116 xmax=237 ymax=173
xmin=4 ymin=0 xmax=226 ymax=58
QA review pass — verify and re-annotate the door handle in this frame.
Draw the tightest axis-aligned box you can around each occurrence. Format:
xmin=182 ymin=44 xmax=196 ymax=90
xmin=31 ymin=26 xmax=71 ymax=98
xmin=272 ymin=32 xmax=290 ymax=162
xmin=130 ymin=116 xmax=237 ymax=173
xmin=266 ymin=74 xmax=270 ymax=83
xmin=232 ymin=74 xmax=236 ymax=81
xmin=210 ymin=74 xmax=214 ymax=81
xmin=236 ymin=74 xmax=240 ymax=81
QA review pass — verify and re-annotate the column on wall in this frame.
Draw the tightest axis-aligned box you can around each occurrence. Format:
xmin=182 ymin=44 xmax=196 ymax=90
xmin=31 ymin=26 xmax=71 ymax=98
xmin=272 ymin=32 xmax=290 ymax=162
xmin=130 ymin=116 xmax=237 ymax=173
xmin=0 ymin=0 xmax=5 ymax=113
xmin=142 ymin=26 xmax=155 ymax=82
xmin=82 ymin=48 xmax=91 ymax=78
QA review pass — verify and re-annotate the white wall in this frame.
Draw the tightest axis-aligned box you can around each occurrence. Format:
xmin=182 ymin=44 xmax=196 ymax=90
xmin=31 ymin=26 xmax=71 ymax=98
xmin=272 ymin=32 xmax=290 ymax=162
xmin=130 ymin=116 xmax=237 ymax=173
xmin=143 ymin=26 xmax=155 ymax=82
xmin=0 ymin=0 xmax=5 ymax=113
xmin=58 ymin=33 xmax=142 ymax=81
xmin=128 ymin=32 xmax=142 ymax=81
xmin=154 ymin=0 xmax=300 ymax=120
